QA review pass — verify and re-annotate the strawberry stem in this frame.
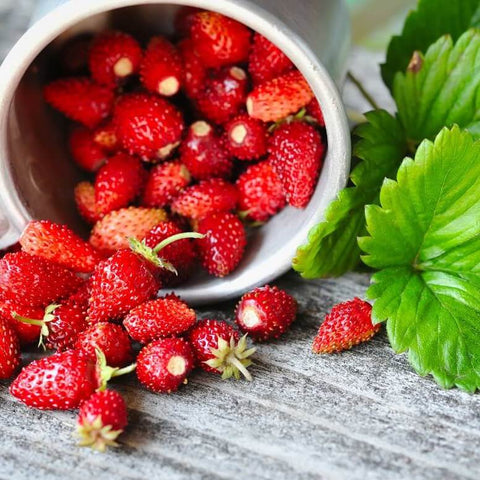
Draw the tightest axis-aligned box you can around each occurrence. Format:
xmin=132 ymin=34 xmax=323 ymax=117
xmin=95 ymin=348 xmax=136 ymax=391
xmin=12 ymin=304 xmax=59 ymax=349
xmin=152 ymin=232 xmax=204 ymax=253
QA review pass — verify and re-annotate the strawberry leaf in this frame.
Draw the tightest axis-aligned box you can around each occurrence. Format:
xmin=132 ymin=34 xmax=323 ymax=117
xmin=382 ymin=0 xmax=480 ymax=90
xmin=359 ymin=126 xmax=480 ymax=392
xmin=293 ymin=110 xmax=408 ymax=278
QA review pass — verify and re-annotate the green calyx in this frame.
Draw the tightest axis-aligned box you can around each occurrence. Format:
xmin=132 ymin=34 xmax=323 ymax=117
xmin=76 ymin=415 xmax=123 ymax=452
xmin=95 ymin=348 xmax=136 ymax=392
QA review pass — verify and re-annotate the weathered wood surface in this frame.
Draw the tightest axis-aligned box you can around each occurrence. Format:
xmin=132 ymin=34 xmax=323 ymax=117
xmin=1 ymin=3 xmax=480 ymax=480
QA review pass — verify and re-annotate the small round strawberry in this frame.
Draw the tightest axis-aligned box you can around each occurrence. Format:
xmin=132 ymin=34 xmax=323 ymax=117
xmin=124 ymin=296 xmax=196 ymax=344
xmin=189 ymin=320 xmax=255 ymax=380
xmin=171 ymin=178 xmax=238 ymax=220
xmin=197 ymin=212 xmax=246 ymax=277
xmin=93 ymin=119 xmax=119 ymax=153
xmin=76 ymin=389 xmax=127 ymax=452
xmin=68 ymin=127 xmax=106 ymax=172
xmin=189 ymin=12 xmax=251 ymax=68
xmin=177 ymin=38 xmax=207 ymax=99
xmin=75 ymin=323 xmax=134 ymax=368
xmin=306 ymin=98 xmax=325 ymax=127
xmin=179 ymin=121 xmax=233 ymax=180
xmin=312 ymin=298 xmax=380 ymax=354
xmin=0 ymin=300 xmax=43 ymax=345
xmin=89 ymin=31 xmax=142 ymax=87
xmin=114 ymin=92 xmax=184 ymax=161
xmin=196 ymin=66 xmax=248 ymax=124
xmin=20 ymin=220 xmax=102 ymax=274
xmin=136 ymin=338 xmax=195 ymax=393
xmin=223 ymin=114 xmax=268 ymax=161
xmin=236 ymin=161 xmax=286 ymax=222
xmin=235 ymin=285 xmax=297 ymax=341
xmin=75 ymin=181 xmax=102 ymax=224
xmin=141 ymin=36 xmax=183 ymax=97
xmin=44 ymin=77 xmax=114 ymax=128
xmin=0 ymin=318 xmax=21 ymax=379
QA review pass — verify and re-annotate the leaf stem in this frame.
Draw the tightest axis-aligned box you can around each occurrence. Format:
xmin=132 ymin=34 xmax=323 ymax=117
xmin=347 ymin=71 xmax=380 ymax=111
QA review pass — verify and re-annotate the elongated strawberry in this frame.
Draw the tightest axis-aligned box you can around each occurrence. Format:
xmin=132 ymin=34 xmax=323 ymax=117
xmin=89 ymin=31 xmax=142 ymax=87
xmin=236 ymin=161 xmax=286 ymax=222
xmin=269 ymin=121 xmax=325 ymax=208
xmin=75 ymin=182 xmax=102 ymax=225
xmin=189 ymin=320 xmax=255 ymax=380
xmin=196 ymin=66 xmax=248 ymax=124
xmin=306 ymin=98 xmax=325 ymax=127
xmin=93 ymin=119 xmax=119 ymax=153
xmin=190 ymin=12 xmax=251 ymax=68
xmin=0 ymin=252 xmax=82 ymax=308
xmin=177 ymin=38 xmax=207 ymax=99
xmin=114 ymin=92 xmax=184 ymax=161
xmin=223 ymin=114 xmax=268 ymax=161
xmin=76 ymin=389 xmax=127 ymax=452
xmin=0 ymin=300 xmax=42 ymax=345
xmin=69 ymin=127 xmax=106 ymax=172
xmin=179 ymin=121 xmax=233 ymax=180
xmin=20 ymin=220 xmax=102 ymax=273
xmin=0 ymin=318 xmax=21 ymax=379
xmin=141 ymin=36 xmax=183 ymax=97
xmin=44 ymin=77 xmax=114 ymax=128
xmin=246 ymin=70 xmax=314 ymax=122
xmin=197 ymin=212 xmax=246 ymax=277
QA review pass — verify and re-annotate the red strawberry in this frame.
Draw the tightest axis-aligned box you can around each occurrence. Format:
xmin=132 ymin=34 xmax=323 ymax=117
xmin=0 ymin=301 xmax=42 ymax=345
xmin=114 ymin=92 xmax=184 ymax=161
xmin=174 ymin=6 xmax=202 ymax=36
xmin=44 ymin=77 xmax=114 ymax=128
xmin=75 ymin=323 xmax=134 ymax=368
xmin=0 ymin=252 xmax=82 ymax=308
xmin=190 ymin=12 xmax=251 ymax=68
xmin=313 ymin=298 xmax=380 ymax=354
xmin=68 ymin=127 xmax=106 ymax=172
xmin=94 ymin=153 xmax=146 ymax=215
xmin=248 ymin=33 xmax=294 ymax=85
xmin=0 ymin=318 xmax=20 ymax=379
xmin=75 ymin=182 xmax=102 ymax=224
xmin=89 ymin=31 xmax=142 ymax=87
xmin=197 ymin=212 xmax=246 ymax=277
xmin=246 ymin=70 xmax=314 ymax=122
xmin=306 ymin=98 xmax=325 ymax=127
xmin=136 ymin=338 xmax=194 ymax=393
xmin=93 ymin=120 xmax=119 ymax=153
xmin=59 ymin=34 xmax=92 ymax=74
xmin=177 ymin=38 xmax=207 ymax=99
xmin=66 ymin=282 xmax=91 ymax=311
xmin=235 ymin=285 xmax=297 ymax=341
xmin=179 ymin=121 xmax=233 ymax=180
xmin=20 ymin=220 xmax=102 ymax=273
xmin=196 ymin=66 xmax=248 ymax=124
xmin=224 ymin=114 xmax=268 ymax=161
xmin=124 ymin=296 xmax=196 ymax=344
xmin=189 ymin=320 xmax=255 ymax=380
xmin=141 ymin=161 xmax=191 ymax=208
xmin=171 ymin=178 xmax=238 ymax=220
xmin=236 ymin=161 xmax=286 ymax=222
xmin=76 ymin=389 xmax=127 ymax=452
xmin=141 ymin=36 xmax=183 ymax=97
xmin=269 ymin=121 xmax=325 ymax=208
xmin=89 ymin=207 xmax=167 ymax=255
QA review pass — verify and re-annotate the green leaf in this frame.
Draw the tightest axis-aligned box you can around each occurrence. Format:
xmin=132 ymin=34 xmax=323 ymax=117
xmin=292 ymin=110 xmax=408 ymax=278
xmin=359 ymin=126 xmax=480 ymax=392
xmin=395 ymin=30 xmax=480 ymax=144
xmin=382 ymin=0 xmax=480 ymax=90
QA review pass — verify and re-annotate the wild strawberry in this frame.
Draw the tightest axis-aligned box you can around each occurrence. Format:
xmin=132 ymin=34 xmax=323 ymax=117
xmin=190 ymin=12 xmax=251 ymax=68
xmin=248 ymin=33 xmax=294 ymax=85
xmin=137 ymin=338 xmax=194 ymax=393
xmin=76 ymin=389 xmax=127 ymax=452
xmin=141 ymin=161 xmax=191 ymax=208
xmin=246 ymin=70 xmax=314 ymax=122
xmin=189 ymin=320 xmax=255 ymax=380
xmin=171 ymin=178 xmax=238 ymax=220
xmin=0 ymin=318 xmax=20 ymax=379
xmin=312 ymin=298 xmax=380 ymax=354
xmin=44 ymin=77 xmax=114 ymax=128
xmin=235 ymin=285 xmax=297 ymax=341
xmin=93 ymin=120 xmax=119 ymax=153
xmin=306 ymin=98 xmax=325 ymax=127
xmin=124 ymin=296 xmax=196 ymax=344
xmin=177 ymin=38 xmax=207 ymax=99
xmin=236 ymin=161 xmax=286 ymax=222
xmin=66 ymin=282 xmax=91 ymax=311
xmin=0 ymin=252 xmax=82 ymax=308
xmin=197 ymin=212 xmax=246 ymax=277
xmin=196 ymin=66 xmax=248 ymax=124
xmin=75 ymin=182 xmax=102 ymax=224
xmin=89 ymin=207 xmax=167 ymax=255
xmin=223 ymin=114 xmax=268 ymax=161
xmin=94 ymin=153 xmax=146 ymax=215
xmin=114 ymin=92 xmax=184 ymax=161
xmin=179 ymin=121 xmax=233 ymax=180
xmin=174 ymin=6 xmax=202 ymax=36
xmin=269 ymin=121 xmax=325 ymax=208
xmin=141 ymin=36 xmax=183 ymax=97
xmin=59 ymin=34 xmax=92 ymax=75
xmin=68 ymin=127 xmax=106 ymax=172
xmin=0 ymin=301 xmax=42 ymax=345
xmin=75 ymin=323 xmax=134 ymax=368
xmin=20 ymin=220 xmax=102 ymax=273
xmin=89 ymin=31 xmax=142 ymax=87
